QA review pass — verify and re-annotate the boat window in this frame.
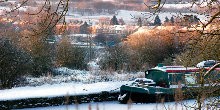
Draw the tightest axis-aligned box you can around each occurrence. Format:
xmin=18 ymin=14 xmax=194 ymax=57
xmin=168 ymin=73 xmax=184 ymax=85
xmin=185 ymin=74 xmax=197 ymax=85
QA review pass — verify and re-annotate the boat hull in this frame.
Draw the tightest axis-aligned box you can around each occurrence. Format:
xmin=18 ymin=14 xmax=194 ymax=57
xmin=118 ymin=85 xmax=175 ymax=104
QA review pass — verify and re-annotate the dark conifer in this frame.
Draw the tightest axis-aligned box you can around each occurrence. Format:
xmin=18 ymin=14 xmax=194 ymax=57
xmin=165 ymin=16 xmax=169 ymax=22
xmin=170 ymin=16 xmax=175 ymax=24
xmin=80 ymin=22 xmax=89 ymax=34
xmin=110 ymin=15 xmax=119 ymax=25
xmin=154 ymin=15 xmax=161 ymax=26
xmin=137 ymin=17 xmax=142 ymax=27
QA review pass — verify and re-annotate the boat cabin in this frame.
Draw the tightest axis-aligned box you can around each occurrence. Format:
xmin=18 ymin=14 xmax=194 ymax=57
xmin=145 ymin=64 xmax=220 ymax=88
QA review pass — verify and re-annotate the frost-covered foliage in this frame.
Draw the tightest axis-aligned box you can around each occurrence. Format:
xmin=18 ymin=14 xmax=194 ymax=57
xmin=25 ymin=67 xmax=144 ymax=87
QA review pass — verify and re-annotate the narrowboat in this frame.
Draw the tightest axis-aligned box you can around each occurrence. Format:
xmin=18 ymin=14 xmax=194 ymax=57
xmin=118 ymin=63 xmax=220 ymax=104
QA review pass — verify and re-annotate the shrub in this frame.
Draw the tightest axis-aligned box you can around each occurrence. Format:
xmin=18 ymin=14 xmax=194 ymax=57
xmin=0 ymin=38 xmax=32 ymax=89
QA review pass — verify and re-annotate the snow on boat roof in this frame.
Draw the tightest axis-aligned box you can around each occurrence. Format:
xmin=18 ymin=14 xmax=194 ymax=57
xmin=152 ymin=65 xmax=220 ymax=73
xmin=151 ymin=66 xmax=199 ymax=73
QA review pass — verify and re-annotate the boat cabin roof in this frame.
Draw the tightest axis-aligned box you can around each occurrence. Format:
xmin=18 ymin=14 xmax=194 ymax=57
xmin=151 ymin=66 xmax=200 ymax=73
xmin=151 ymin=65 xmax=220 ymax=73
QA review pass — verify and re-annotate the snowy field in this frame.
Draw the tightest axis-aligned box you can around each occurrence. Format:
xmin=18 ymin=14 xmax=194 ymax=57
xmin=15 ymin=100 xmax=199 ymax=110
xmin=24 ymin=67 xmax=143 ymax=87
xmin=66 ymin=10 xmax=208 ymax=25
xmin=0 ymin=81 xmax=132 ymax=101
xmin=0 ymin=64 xmax=141 ymax=101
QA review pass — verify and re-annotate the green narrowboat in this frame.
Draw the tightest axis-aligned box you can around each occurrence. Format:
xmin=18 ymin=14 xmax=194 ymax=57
xmin=118 ymin=63 xmax=220 ymax=104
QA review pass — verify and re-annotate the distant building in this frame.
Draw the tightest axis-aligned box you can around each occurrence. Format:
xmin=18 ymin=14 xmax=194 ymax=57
xmin=98 ymin=17 xmax=111 ymax=26
xmin=56 ymin=23 xmax=81 ymax=34
xmin=123 ymin=0 xmax=144 ymax=4
xmin=95 ymin=25 xmax=129 ymax=35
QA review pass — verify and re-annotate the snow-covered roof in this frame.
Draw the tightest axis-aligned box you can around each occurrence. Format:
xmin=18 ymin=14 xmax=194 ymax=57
xmin=113 ymin=25 xmax=126 ymax=31
xmin=162 ymin=3 xmax=192 ymax=9
xmin=196 ymin=60 xmax=217 ymax=68
xmin=151 ymin=66 xmax=199 ymax=73
xmin=68 ymin=34 xmax=96 ymax=38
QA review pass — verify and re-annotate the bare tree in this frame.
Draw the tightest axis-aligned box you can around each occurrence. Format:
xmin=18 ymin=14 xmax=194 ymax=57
xmin=1 ymin=0 xmax=69 ymax=34
xmin=0 ymin=0 xmax=69 ymax=79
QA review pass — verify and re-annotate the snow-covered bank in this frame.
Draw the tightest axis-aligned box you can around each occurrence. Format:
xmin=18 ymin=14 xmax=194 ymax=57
xmin=25 ymin=67 xmax=143 ymax=87
xmin=0 ymin=81 xmax=132 ymax=101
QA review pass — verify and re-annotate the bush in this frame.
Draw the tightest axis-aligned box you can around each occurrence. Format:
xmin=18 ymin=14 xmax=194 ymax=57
xmin=56 ymin=38 xmax=87 ymax=70
xmin=99 ymin=45 xmax=129 ymax=71
xmin=125 ymin=29 xmax=177 ymax=70
xmin=0 ymin=39 xmax=32 ymax=89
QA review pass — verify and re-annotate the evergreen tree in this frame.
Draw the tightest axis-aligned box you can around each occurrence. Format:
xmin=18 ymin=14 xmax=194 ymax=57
xmin=153 ymin=15 xmax=161 ymax=26
xmin=164 ymin=16 xmax=169 ymax=22
xmin=170 ymin=16 xmax=175 ymax=24
xmin=137 ymin=17 xmax=142 ymax=27
xmin=110 ymin=15 xmax=119 ymax=25
xmin=80 ymin=22 xmax=89 ymax=34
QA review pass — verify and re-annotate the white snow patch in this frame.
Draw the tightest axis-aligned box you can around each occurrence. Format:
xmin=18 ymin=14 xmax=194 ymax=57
xmin=0 ymin=81 xmax=132 ymax=101
xmin=196 ymin=60 xmax=217 ymax=68
xmin=66 ymin=9 xmax=208 ymax=24
xmin=162 ymin=3 xmax=193 ymax=9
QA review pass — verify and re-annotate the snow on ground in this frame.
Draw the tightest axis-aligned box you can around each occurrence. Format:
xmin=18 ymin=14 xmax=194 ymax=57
xmin=0 ymin=44 xmax=143 ymax=100
xmin=67 ymin=10 xmax=208 ymax=25
xmin=14 ymin=100 xmax=199 ymax=110
xmin=25 ymin=66 xmax=143 ymax=87
xmin=0 ymin=81 xmax=132 ymax=101
xmin=0 ymin=66 xmax=140 ymax=101
xmin=162 ymin=3 xmax=193 ymax=9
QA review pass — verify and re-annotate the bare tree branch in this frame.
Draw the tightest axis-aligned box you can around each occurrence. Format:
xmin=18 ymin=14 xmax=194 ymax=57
xmin=203 ymin=11 xmax=220 ymax=28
